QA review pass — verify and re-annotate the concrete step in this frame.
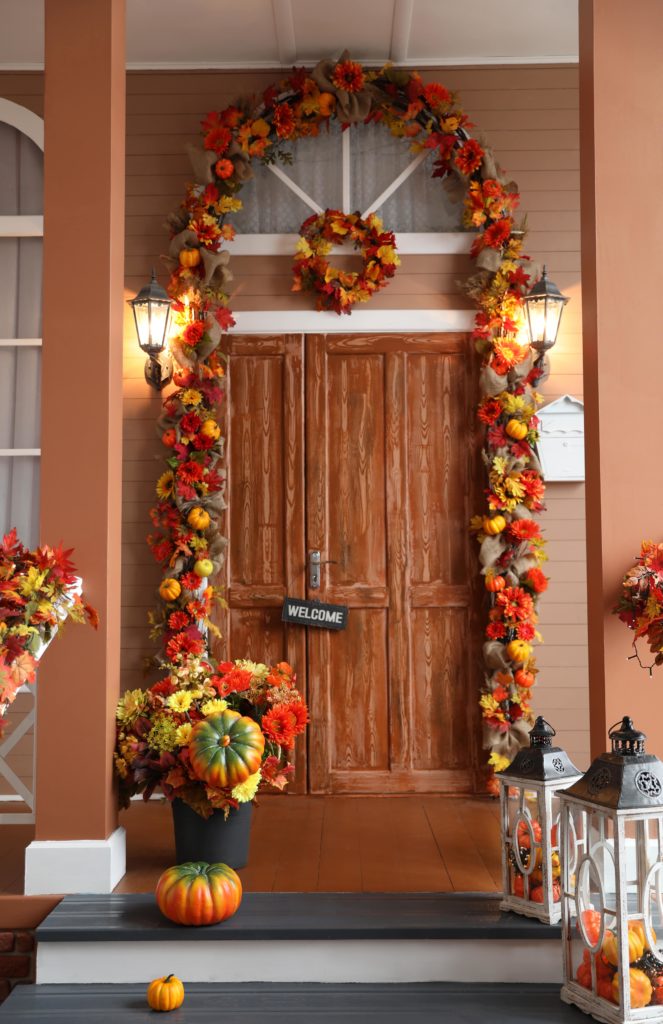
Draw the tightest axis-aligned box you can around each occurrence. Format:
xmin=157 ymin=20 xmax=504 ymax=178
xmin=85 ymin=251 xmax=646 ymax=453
xmin=0 ymin=982 xmax=584 ymax=1022
xmin=35 ymin=892 xmax=563 ymax=985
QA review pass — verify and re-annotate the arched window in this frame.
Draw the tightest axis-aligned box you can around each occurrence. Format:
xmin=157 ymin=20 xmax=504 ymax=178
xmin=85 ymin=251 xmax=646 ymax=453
xmin=0 ymin=98 xmax=44 ymax=546
xmin=0 ymin=98 xmax=43 ymax=824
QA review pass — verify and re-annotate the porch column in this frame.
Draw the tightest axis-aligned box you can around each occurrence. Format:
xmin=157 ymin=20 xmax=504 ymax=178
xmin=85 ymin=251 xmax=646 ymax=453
xmin=25 ymin=0 xmax=126 ymax=893
xmin=579 ymin=0 xmax=663 ymax=757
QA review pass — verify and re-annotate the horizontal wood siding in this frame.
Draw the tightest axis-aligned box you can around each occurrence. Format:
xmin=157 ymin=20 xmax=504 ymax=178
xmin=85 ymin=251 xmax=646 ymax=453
xmin=0 ymin=64 xmax=587 ymax=781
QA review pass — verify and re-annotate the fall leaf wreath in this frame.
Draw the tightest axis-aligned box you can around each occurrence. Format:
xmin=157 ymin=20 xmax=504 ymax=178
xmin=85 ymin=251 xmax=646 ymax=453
xmin=153 ymin=53 xmax=549 ymax=792
xmin=292 ymin=209 xmax=400 ymax=314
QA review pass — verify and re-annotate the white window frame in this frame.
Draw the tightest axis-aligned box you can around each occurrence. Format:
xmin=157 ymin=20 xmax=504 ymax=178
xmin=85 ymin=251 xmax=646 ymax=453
xmin=228 ymin=123 xmax=477 ymax=258
xmin=0 ymin=98 xmax=44 ymax=825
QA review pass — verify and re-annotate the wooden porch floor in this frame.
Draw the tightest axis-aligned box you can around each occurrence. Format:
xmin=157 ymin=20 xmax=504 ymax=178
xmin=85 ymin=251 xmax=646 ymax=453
xmin=0 ymin=796 xmax=503 ymax=895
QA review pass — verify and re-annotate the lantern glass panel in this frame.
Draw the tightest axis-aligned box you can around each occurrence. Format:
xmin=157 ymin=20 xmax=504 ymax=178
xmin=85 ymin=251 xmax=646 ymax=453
xmin=525 ymin=294 xmax=564 ymax=347
xmin=505 ymin=787 xmax=553 ymax=905
xmin=132 ymin=300 xmax=170 ymax=357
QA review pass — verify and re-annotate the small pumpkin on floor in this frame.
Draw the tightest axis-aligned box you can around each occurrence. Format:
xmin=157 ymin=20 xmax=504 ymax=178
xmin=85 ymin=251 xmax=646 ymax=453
xmin=147 ymin=973 xmax=185 ymax=1012
xmin=156 ymin=860 xmax=243 ymax=926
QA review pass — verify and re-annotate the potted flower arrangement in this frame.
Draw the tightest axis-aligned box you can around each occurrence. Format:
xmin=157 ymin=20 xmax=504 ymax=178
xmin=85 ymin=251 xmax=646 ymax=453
xmin=0 ymin=529 xmax=98 ymax=735
xmin=614 ymin=540 xmax=663 ymax=673
xmin=114 ymin=653 xmax=308 ymax=867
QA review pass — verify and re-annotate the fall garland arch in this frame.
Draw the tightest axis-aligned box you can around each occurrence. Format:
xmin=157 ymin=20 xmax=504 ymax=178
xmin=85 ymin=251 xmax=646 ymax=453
xmin=150 ymin=54 xmax=550 ymax=793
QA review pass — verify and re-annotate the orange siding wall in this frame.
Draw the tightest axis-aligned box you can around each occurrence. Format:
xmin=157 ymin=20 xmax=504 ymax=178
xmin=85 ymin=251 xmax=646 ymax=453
xmin=0 ymin=63 xmax=587 ymax=791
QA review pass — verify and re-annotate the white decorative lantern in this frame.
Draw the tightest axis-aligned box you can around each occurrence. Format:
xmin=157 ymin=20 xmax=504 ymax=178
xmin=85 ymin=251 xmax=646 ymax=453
xmin=560 ymin=717 xmax=663 ymax=1022
xmin=498 ymin=716 xmax=582 ymax=925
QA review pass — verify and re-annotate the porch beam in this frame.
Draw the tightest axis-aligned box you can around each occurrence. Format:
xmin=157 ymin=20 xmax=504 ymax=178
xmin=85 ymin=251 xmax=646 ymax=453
xmin=579 ymin=0 xmax=663 ymax=757
xmin=27 ymin=0 xmax=126 ymax=893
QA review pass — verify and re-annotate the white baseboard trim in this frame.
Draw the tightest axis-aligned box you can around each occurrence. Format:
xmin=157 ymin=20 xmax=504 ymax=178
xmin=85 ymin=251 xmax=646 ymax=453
xmin=24 ymin=826 xmax=126 ymax=895
xmin=37 ymin=937 xmax=561 ymax=985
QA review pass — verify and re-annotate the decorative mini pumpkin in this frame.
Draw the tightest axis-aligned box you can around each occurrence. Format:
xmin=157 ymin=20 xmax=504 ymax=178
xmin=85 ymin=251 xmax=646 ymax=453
xmin=483 ymin=515 xmax=507 ymax=536
xmin=193 ymin=557 xmax=214 ymax=578
xmin=580 ymin=909 xmax=603 ymax=947
xmin=187 ymin=507 xmax=211 ymax=531
xmin=189 ymin=709 xmax=265 ymax=790
xmin=159 ymin=577 xmax=181 ymax=602
xmin=506 ymin=639 xmax=532 ymax=664
xmin=156 ymin=861 xmax=242 ymax=927
xmin=602 ymin=926 xmax=645 ymax=967
xmin=179 ymin=248 xmax=201 ymax=268
xmin=514 ymin=668 xmax=535 ymax=688
xmin=162 ymin=429 xmax=177 ymax=448
xmin=505 ymin=418 xmax=528 ymax=441
xmin=200 ymin=418 xmax=221 ymax=441
xmin=612 ymin=967 xmax=652 ymax=1009
xmin=146 ymin=974 xmax=185 ymax=1012
xmin=485 ymin=573 xmax=506 ymax=593
xmin=530 ymin=880 xmax=560 ymax=903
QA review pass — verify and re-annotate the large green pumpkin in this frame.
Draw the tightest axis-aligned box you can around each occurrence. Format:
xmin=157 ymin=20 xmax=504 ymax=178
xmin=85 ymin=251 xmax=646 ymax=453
xmin=188 ymin=709 xmax=264 ymax=790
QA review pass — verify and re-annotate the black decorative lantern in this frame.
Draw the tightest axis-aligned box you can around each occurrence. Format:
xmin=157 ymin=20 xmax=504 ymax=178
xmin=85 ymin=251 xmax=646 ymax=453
xmin=523 ymin=265 xmax=570 ymax=354
xmin=560 ymin=717 xmax=663 ymax=1021
xmin=498 ymin=716 xmax=582 ymax=924
xmin=128 ymin=269 xmax=173 ymax=390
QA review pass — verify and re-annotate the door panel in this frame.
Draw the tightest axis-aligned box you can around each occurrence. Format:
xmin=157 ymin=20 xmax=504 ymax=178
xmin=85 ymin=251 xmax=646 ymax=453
xmin=306 ymin=333 xmax=479 ymax=795
xmin=220 ymin=334 xmax=307 ymax=791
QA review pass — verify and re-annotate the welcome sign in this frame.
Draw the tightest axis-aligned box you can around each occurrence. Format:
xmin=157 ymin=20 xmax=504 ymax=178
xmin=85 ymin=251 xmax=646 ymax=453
xmin=282 ymin=597 xmax=348 ymax=631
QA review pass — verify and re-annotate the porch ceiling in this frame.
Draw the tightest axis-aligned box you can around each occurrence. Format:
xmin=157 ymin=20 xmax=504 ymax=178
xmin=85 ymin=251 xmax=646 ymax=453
xmin=3 ymin=0 xmax=578 ymax=70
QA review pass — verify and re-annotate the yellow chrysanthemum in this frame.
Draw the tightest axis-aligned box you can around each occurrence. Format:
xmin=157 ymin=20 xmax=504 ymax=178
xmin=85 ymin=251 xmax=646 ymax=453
xmin=201 ymin=698 xmax=228 ymax=716
xmin=174 ymin=722 xmax=193 ymax=746
xmin=236 ymin=659 xmax=269 ymax=681
xmin=167 ymin=690 xmax=194 ymax=713
xmin=181 ymin=389 xmax=203 ymax=407
xmin=231 ymin=769 xmax=262 ymax=803
xmin=156 ymin=470 xmax=174 ymax=499
xmin=488 ymin=752 xmax=511 ymax=773
xmin=116 ymin=689 xmax=147 ymax=722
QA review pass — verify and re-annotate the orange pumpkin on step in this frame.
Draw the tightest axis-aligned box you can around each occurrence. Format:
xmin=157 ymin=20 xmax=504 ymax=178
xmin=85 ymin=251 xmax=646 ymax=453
xmin=156 ymin=861 xmax=242 ymax=926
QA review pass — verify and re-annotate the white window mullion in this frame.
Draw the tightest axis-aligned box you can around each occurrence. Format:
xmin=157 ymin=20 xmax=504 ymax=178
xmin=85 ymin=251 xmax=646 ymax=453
xmin=265 ymin=163 xmax=323 ymax=214
xmin=342 ymin=128 xmax=351 ymax=213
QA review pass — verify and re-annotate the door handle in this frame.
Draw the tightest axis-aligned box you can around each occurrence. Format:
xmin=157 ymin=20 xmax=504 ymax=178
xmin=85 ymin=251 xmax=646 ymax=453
xmin=308 ymin=551 xmax=338 ymax=590
xmin=309 ymin=550 xmax=321 ymax=590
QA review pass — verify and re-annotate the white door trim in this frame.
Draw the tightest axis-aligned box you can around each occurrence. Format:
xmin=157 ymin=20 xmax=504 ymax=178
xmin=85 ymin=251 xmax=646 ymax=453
xmin=230 ymin=309 xmax=475 ymax=334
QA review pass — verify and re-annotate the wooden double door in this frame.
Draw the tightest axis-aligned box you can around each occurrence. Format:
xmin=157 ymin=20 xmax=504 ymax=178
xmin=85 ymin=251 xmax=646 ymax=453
xmin=220 ymin=333 xmax=480 ymax=795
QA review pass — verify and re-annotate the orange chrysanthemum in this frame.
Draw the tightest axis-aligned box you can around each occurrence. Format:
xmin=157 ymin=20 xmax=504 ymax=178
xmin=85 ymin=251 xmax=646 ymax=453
xmin=332 ymin=60 xmax=365 ymax=94
xmin=261 ymin=706 xmax=296 ymax=747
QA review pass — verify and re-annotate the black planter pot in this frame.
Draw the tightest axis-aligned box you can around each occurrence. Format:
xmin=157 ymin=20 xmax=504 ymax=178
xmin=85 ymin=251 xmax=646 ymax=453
xmin=171 ymin=799 xmax=253 ymax=869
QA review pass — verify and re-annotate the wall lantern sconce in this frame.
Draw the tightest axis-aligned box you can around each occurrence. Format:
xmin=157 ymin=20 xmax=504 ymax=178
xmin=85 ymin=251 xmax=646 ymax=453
xmin=128 ymin=269 xmax=173 ymax=391
xmin=560 ymin=717 xmax=663 ymax=1021
xmin=523 ymin=265 xmax=570 ymax=355
xmin=497 ymin=716 xmax=582 ymax=925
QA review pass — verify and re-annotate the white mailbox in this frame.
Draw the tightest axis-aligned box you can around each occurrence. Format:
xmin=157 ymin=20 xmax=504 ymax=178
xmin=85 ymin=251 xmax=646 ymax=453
xmin=537 ymin=395 xmax=585 ymax=482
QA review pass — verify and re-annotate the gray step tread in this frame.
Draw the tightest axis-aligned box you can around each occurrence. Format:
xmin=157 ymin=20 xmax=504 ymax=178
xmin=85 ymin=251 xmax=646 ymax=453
xmin=37 ymin=892 xmax=560 ymax=942
xmin=0 ymin=983 xmax=584 ymax=1022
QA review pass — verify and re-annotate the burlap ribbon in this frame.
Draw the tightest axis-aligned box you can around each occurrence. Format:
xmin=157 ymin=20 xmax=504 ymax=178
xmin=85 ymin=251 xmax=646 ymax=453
xmin=186 ymin=143 xmax=216 ymax=184
xmin=311 ymin=51 xmax=375 ymax=123
xmin=485 ymin=718 xmax=531 ymax=760
xmin=201 ymin=248 xmax=233 ymax=290
xmin=479 ymin=534 xmax=506 ymax=570
xmin=483 ymin=641 xmax=511 ymax=672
